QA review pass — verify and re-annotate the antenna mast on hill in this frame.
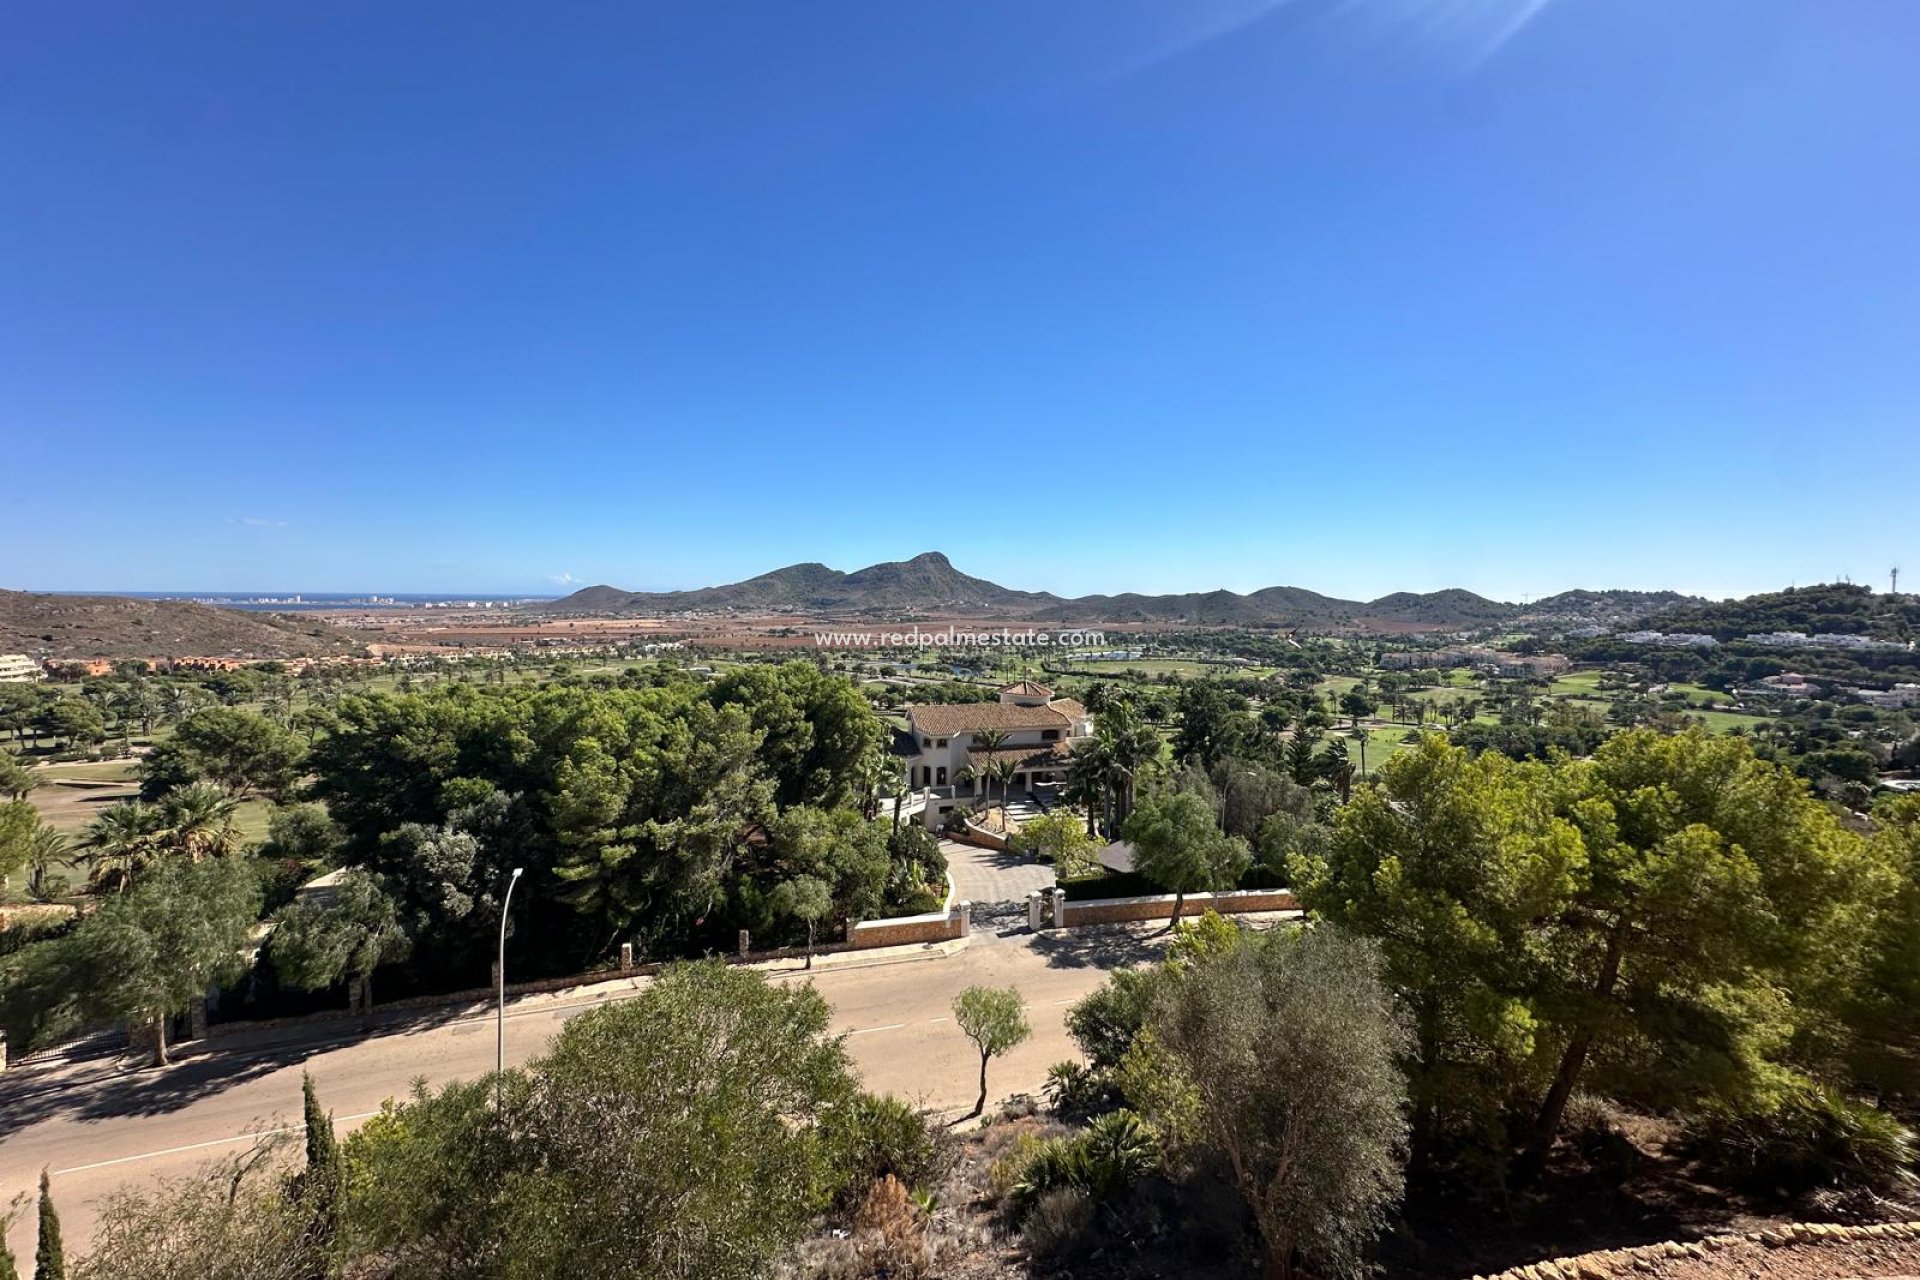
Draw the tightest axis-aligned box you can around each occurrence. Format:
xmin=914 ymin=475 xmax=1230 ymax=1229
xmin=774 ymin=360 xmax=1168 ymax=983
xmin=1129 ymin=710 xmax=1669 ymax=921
xmin=1895 ymin=567 xmax=1902 ymax=596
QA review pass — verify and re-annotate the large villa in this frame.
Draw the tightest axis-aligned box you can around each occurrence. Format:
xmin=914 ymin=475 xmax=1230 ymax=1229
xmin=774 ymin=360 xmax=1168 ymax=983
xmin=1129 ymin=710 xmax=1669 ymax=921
xmin=899 ymin=681 xmax=1094 ymax=827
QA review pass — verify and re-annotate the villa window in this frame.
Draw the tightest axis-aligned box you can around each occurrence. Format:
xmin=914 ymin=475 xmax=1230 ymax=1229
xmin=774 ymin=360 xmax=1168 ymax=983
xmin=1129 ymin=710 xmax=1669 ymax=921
xmin=922 ymin=737 xmax=932 ymax=748
xmin=936 ymin=767 xmax=947 ymax=785
xmin=937 ymin=738 xmax=948 ymax=747
xmin=1041 ymin=729 xmax=1059 ymax=741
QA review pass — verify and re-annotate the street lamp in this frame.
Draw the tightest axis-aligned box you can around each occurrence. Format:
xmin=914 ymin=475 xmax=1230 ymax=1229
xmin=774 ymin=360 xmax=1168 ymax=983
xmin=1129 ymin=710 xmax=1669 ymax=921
xmin=496 ymin=867 xmax=524 ymax=1105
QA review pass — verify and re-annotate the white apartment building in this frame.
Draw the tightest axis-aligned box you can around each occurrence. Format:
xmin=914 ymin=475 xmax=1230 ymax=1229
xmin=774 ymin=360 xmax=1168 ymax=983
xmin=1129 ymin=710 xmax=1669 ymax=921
xmin=0 ymin=654 xmax=45 ymax=683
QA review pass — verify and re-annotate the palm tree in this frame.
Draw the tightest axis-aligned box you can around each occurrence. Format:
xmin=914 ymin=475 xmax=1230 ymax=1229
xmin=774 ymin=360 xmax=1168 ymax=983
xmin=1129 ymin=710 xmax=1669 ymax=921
xmin=991 ymin=757 xmax=1020 ymax=819
xmin=1066 ymin=739 xmax=1113 ymax=839
xmin=84 ymin=800 xmax=166 ymax=892
xmin=161 ymin=782 xmax=242 ymax=861
xmin=1096 ymin=703 xmax=1160 ymax=825
xmin=973 ymin=728 xmax=1009 ymax=811
xmin=24 ymin=825 xmax=71 ymax=901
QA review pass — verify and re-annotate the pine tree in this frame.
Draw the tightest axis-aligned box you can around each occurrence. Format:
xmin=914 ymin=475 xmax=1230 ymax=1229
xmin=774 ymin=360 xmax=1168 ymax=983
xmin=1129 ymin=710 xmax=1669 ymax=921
xmin=33 ymin=1170 xmax=63 ymax=1280
xmin=0 ymin=1222 xmax=20 ymax=1280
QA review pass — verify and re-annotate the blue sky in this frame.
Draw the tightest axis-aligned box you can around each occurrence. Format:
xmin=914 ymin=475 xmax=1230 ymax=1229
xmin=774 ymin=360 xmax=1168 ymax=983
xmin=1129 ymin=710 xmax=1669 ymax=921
xmin=4 ymin=0 xmax=1916 ymax=602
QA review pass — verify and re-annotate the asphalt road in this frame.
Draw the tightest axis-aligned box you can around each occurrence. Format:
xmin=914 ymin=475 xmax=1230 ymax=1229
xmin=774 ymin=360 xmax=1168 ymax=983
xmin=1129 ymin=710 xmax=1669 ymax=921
xmin=0 ymin=921 xmax=1163 ymax=1260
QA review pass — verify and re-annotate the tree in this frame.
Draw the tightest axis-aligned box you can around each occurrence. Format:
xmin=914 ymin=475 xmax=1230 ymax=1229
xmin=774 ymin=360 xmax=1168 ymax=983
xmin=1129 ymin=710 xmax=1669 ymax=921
xmin=1153 ymin=925 xmax=1410 ymax=1280
xmin=1283 ymin=725 xmax=1323 ymax=787
xmin=1296 ymin=734 xmax=1581 ymax=1164
xmin=0 ymin=750 xmax=37 ymax=800
xmin=157 ymin=783 xmax=242 ymax=861
xmin=295 ymin=1072 xmax=342 ymax=1255
xmin=1012 ymin=810 xmax=1099 ymax=878
xmin=770 ymin=874 xmax=832 ymax=967
xmin=35 ymin=1170 xmax=63 ymax=1280
xmin=0 ymin=800 xmax=39 ymax=884
xmin=141 ymin=707 xmax=304 ymax=801
xmin=1123 ymin=789 xmax=1252 ymax=931
xmin=1338 ymin=689 xmax=1378 ymax=728
xmin=1066 ymin=737 xmax=1115 ymax=838
xmin=953 ymin=984 xmax=1031 ymax=1119
xmin=1097 ymin=701 xmax=1163 ymax=823
xmin=20 ymin=823 xmax=71 ymax=902
xmin=1174 ymin=682 xmax=1251 ymax=766
xmin=1521 ymin=728 xmax=1887 ymax=1170
xmin=42 ymin=701 xmax=105 ymax=753
xmin=81 ymin=801 xmax=167 ymax=892
xmin=709 ymin=662 xmax=887 ymax=809
xmin=342 ymin=962 xmax=858 ymax=1279
xmin=66 ymin=858 xmax=262 ymax=1065
xmin=259 ymin=804 xmax=344 ymax=864
xmin=66 ymin=1156 xmax=322 ymax=1280
xmin=268 ymin=871 xmax=411 ymax=1022
xmin=973 ymin=728 xmax=1010 ymax=809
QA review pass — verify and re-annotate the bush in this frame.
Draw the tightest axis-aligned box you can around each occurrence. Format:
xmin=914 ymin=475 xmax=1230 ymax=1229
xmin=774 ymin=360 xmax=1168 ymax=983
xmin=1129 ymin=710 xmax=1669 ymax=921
xmin=1020 ymin=1187 xmax=1095 ymax=1260
xmin=886 ymin=825 xmax=945 ymax=880
xmin=845 ymin=1174 xmax=930 ymax=1278
xmin=1009 ymin=1111 xmax=1160 ymax=1213
xmin=1044 ymin=1061 xmax=1118 ymax=1121
xmin=823 ymin=1094 xmax=941 ymax=1202
xmin=1691 ymin=1085 xmax=1916 ymax=1195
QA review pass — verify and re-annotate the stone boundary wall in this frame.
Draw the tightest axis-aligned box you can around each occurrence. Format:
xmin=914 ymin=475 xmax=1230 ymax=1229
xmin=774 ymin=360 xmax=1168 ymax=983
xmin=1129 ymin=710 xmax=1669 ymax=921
xmin=192 ymin=881 xmax=970 ymax=1047
xmin=847 ymin=906 xmax=969 ymax=949
xmin=849 ymin=873 xmax=968 ymax=949
xmin=1473 ymin=1219 xmax=1920 ymax=1280
xmin=1057 ymin=887 xmax=1299 ymax=928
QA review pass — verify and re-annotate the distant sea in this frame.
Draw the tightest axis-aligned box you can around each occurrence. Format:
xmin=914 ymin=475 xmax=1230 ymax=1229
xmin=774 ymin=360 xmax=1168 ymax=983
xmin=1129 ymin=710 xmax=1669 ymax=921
xmin=47 ymin=591 xmax=560 ymax=612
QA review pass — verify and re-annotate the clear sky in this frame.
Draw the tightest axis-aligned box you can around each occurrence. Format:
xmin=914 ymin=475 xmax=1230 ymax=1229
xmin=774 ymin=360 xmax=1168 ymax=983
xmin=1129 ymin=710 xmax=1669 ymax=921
xmin=4 ymin=0 xmax=1916 ymax=603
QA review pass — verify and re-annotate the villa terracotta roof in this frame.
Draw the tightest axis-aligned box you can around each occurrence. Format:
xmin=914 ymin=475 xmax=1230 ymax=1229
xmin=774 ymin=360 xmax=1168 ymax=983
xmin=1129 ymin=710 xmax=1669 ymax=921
xmin=1048 ymin=697 xmax=1088 ymax=721
xmin=966 ymin=741 xmax=1074 ymax=771
xmin=998 ymin=680 xmax=1055 ymax=697
xmin=905 ymin=701 xmax=1073 ymax=736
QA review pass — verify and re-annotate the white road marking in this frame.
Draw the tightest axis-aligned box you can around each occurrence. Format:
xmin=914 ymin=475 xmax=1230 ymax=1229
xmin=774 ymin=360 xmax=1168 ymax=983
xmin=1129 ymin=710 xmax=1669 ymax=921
xmin=54 ymin=1111 xmax=381 ymax=1176
xmin=846 ymin=1022 xmax=905 ymax=1036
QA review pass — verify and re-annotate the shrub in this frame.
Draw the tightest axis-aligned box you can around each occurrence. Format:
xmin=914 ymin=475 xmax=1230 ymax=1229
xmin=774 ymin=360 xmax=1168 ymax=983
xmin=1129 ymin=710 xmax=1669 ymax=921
xmin=1691 ymin=1084 xmax=1917 ymax=1195
xmin=848 ymin=1175 xmax=929 ymax=1279
xmin=1020 ymin=1187 xmax=1095 ymax=1260
xmin=1043 ymin=1061 xmax=1118 ymax=1121
xmin=823 ymin=1094 xmax=940 ymax=1201
xmin=1009 ymin=1111 xmax=1160 ymax=1212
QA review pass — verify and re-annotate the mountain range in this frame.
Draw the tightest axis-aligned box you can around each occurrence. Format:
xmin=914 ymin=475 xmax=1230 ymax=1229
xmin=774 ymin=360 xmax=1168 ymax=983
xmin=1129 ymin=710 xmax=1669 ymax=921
xmin=544 ymin=553 xmax=1698 ymax=630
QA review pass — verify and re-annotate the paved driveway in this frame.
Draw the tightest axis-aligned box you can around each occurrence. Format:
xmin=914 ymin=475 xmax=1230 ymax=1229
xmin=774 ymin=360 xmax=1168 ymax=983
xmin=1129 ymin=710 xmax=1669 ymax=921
xmin=943 ymin=838 xmax=1055 ymax=905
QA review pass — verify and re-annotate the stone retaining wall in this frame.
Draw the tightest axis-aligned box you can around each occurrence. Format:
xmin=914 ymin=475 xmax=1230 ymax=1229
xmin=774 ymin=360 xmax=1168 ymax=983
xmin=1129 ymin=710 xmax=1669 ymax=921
xmin=1057 ymin=887 xmax=1299 ymax=928
xmin=1474 ymin=1219 xmax=1920 ymax=1280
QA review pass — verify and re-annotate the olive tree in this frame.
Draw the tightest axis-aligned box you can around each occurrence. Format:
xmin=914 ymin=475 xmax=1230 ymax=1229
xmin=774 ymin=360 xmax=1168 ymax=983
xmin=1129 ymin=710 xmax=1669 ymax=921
xmin=343 ymin=961 xmax=859 ymax=1279
xmin=1154 ymin=925 xmax=1411 ymax=1280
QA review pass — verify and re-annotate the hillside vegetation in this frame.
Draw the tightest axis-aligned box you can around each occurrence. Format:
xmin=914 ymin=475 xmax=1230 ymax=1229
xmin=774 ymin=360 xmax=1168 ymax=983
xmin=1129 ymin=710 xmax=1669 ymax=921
xmin=0 ymin=590 xmax=364 ymax=659
xmin=1646 ymin=583 xmax=1918 ymax=641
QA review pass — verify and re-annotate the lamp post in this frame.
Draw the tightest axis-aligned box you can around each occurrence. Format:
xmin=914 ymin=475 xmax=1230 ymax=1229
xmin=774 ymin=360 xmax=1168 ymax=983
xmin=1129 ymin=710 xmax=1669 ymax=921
xmin=496 ymin=867 xmax=524 ymax=1105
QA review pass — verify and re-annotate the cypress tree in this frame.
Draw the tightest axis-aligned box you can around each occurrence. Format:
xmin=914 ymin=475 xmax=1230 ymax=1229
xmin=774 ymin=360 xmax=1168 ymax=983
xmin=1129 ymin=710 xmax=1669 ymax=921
xmin=298 ymin=1072 xmax=342 ymax=1263
xmin=33 ymin=1170 xmax=62 ymax=1280
xmin=1 ymin=1223 xmax=19 ymax=1280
